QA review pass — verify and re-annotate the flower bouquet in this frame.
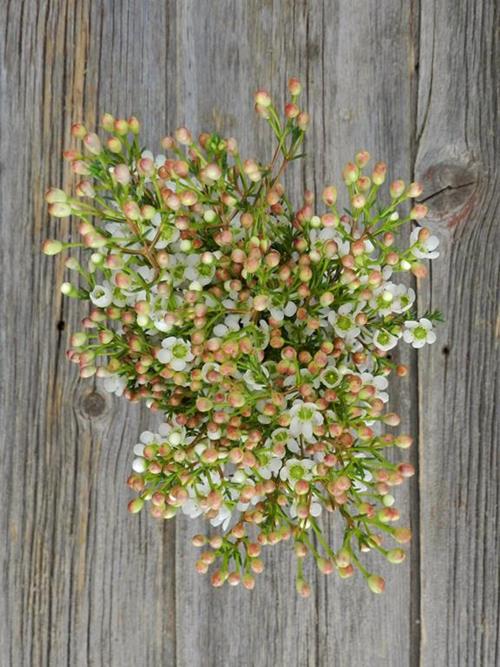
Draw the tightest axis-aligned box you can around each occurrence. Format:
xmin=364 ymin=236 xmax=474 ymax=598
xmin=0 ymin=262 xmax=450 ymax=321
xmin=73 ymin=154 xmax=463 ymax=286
xmin=44 ymin=79 xmax=440 ymax=595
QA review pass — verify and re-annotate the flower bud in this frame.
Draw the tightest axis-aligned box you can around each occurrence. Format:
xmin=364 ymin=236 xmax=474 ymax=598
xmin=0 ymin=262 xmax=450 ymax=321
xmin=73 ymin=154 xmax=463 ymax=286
xmin=175 ymin=127 xmax=192 ymax=145
xmin=389 ymin=180 xmax=406 ymax=199
xmin=114 ymin=163 xmax=131 ymax=185
xmin=288 ymin=77 xmax=302 ymax=96
xmin=71 ymin=123 xmax=87 ymax=139
xmin=49 ymin=202 xmax=72 ymax=218
xmin=42 ymin=239 xmax=64 ymax=255
xmin=297 ymin=112 xmax=309 ymax=130
xmin=367 ymin=574 xmax=385 ymax=594
xmin=322 ymin=186 xmax=337 ymax=206
xmin=387 ymin=548 xmax=406 ymax=564
xmin=355 ymin=150 xmax=370 ymax=168
xmin=45 ymin=188 xmax=68 ymax=204
xmin=128 ymin=116 xmax=140 ymax=134
xmin=254 ymin=89 xmax=271 ymax=107
xmin=372 ymin=161 xmax=387 ymax=185
xmin=342 ymin=162 xmax=358 ymax=185
xmin=101 ymin=113 xmax=114 ymax=131
xmin=128 ymin=497 xmax=144 ymax=514
xmin=410 ymin=203 xmax=428 ymax=220
xmin=83 ymin=133 xmax=102 ymax=155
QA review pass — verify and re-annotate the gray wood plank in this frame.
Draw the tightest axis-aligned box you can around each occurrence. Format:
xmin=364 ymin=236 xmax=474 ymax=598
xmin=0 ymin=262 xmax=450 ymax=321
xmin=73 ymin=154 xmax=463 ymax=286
xmin=414 ymin=1 xmax=500 ymax=665
xmin=0 ymin=2 xmax=178 ymax=665
xmin=173 ymin=2 xmax=418 ymax=666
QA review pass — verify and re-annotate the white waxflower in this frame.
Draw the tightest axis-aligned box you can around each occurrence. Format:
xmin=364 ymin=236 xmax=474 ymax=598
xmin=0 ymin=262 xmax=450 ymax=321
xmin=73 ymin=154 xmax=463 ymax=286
xmin=403 ymin=318 xmax=437 ymax=348
xmin=89 ymin=282 xmax=113 ymax=308
xmin=184 ymin=253 xmax=216 ymax=286
xmin=243 ymin=366 xmax=269 ymax=391
xmin=157 ymin=336 xmax=194 ymax=370
xmin=280 ymin=457 xmax=315 ymax=488
xmin=328 ymin=303 xmax=361 ymax=341
xmin=210 ymin=504 xmax=232 ymax=531
xmin=389 ymin=284 xmax=416 ymax=313
xmin=319 ymin=365 xmax=342 ymax=388
xmin=410 ymin=227 xmax=440 ymax=259
xmin=373 ymin=329 xmax=399 ymax=351
xmin=270 ymin=428 xmax=300 ymax=454
xmin=288 ymin=401 xmax=324 ymax=442
xmin=269 ymin=300 xmax=297 ymax=322
xmin=102 ymin=373 xmax=127 ymax=397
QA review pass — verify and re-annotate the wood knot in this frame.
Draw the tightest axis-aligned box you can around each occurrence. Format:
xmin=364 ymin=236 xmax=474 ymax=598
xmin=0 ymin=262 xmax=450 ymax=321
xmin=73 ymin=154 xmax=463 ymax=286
xmin=419 ymin=160 xmax=479 ymax=228
xmin=81 ymin=391 xmax=107 ymax=417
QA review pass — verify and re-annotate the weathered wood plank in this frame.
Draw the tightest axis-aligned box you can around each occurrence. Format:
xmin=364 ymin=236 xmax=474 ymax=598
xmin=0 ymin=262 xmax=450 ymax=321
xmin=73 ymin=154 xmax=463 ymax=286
xmin=415 ymin=1 xmax=499 ymax=665
xmin=173 ymin=2 xmax=418 ymax=667
xmin=0 ymin=2 xmax=178 ymax=665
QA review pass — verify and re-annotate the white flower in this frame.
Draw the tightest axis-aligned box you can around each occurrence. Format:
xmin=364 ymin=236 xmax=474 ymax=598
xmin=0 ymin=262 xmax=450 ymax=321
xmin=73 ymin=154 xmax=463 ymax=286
xmin=269 ymin=300 xmax=297 ymax=322
xmin=132 ymin=457 xmax=147 ymax=473
xmin=210 ymin=504 xmax=232 ymax=531
xmin=184 ymin=253 xmax=216 ymax=286
xmin=280 ymin=457 xmax=315 ymax=488
xmin=373 ymin=329 xmax=399 ymax=351
xmin=243 ymin=367 xmax=269 ymax=391
xmin=157 ymin=336 xmax=194 ymax=370
xmin=389 ymin=284 xmax=416 ymax=313
xmin=410 ymin=227 xmax=440 ymax=259
xmin=403 ymin=318 xmax=437 ymax=348
xmin=270 ymin=428 xmax=300 ymax=454
xmin=89 ymin=282 xmax=113 ymax=307
xmin=328 ymin=303 xmax=361 ymax=341
xmin=102 ymin=373 xmax=127 ymax=397
xmin=319 ymin=365 xmax=342 ymax=388
xmin=288 ymin=401 xmax=324 ymax=442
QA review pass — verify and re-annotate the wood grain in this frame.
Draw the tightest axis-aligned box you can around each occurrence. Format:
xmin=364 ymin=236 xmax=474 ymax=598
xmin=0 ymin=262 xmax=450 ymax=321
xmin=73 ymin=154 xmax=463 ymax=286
xmin=0 ymin=1 xmax=497 ymax=666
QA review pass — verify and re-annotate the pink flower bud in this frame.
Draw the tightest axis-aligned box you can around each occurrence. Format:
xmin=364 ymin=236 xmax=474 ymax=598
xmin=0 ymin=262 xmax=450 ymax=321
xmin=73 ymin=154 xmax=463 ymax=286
xmin=393 ymin=527 xmax=412 ymax=544
xmin=407 ymin=181 xmax=423 ymax=198
xmin=254 ymin=89 xmax=271 ymax=107
xmin=174 ymin=127 xmax=192 ymax=145
xmin=253 ymin=294 xmax=269 ymax=311
xmin=122 ymin=200 xmax=141 ymax=220
xmin=342 ymin=162 xmax=359 ymax=185
xmin=372 ymin=161 xmax=387 ymax=185
xmin=71 ymin=160 xmax=90 ymax=175
xmin=288 ymin=77 xmax=302 ymax=96
xmin=389 ymin=180 xmax=406 ymax=199
xmin=322 ymin=186 xmax=337 ymax=206
xmin=410 ymin=203 xmax=428 ymax=220
xmin=128 ymin=116 xmax=140 ymax=134
xmin=138 ymin=157 xmax=155 ymax=176
xmin=387 ymin=548 xmax=406 ymax=564
xmin=297 ymin=111 xmax=310 ymax=130
xmin=101 ymin=113 xmax=114 ymax=131
xmin=367 ymin=575 xmax=385 ymax=594
xmin=114 ymin=164 xmax=131 ymax=185
xmin=106 ymin=136 xmax=122 ymax=153
xmin=285 ymin=103 xmax=299 ymax=119
xmin=42 ymin=239 xmax=63 ymax=255
xmin=49 ymin=202 xmax=72 ymax=218
xmin=355 ymin=150 xmax=370 ymax=168
xmin=71 ymin=123 xmax=87 ymax=139
xmin=45 ymin=187 xmax=67 ymax=204
xmin=114 ymin=119 xmax=129 ymax=135
xmin=128 ymin=497 xmax=145 ymax=514
xmin=83 ymin=132 xmax=102 ymax=155
xmin=351 ymin=194 xmax=366 ymax=209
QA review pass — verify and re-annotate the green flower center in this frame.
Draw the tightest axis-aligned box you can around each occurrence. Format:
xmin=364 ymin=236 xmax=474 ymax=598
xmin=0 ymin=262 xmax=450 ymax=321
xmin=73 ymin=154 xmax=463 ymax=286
xmin=413 ymin=326 xmax=427 ymax=340
xmin=172 ymin=343 xmax=187 ymax=358
xmin=323 ymin=369 xmax=339 ymax=386
xmin=337 ymin=315 xmax=351 ymax=331
xmin=378 ymin=332 xmax=390 ymax=344
xmin=298 ymin=406 xmax=314 ymax=421
xmin=290 ymin=465 xmax=305 ymax=481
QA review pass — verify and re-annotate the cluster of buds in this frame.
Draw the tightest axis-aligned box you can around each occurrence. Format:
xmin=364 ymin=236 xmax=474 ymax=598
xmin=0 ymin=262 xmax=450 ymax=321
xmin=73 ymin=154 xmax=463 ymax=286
xmin=44 ymin=79 xmax=440 ymax=595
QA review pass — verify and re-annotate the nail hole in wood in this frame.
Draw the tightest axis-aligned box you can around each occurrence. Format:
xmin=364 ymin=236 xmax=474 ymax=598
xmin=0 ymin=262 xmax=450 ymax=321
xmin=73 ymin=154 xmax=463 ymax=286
xmin=57 ymin=320 xmax=65 ymax=331
xmin=442 ymin=346 xmax=450 ymax=356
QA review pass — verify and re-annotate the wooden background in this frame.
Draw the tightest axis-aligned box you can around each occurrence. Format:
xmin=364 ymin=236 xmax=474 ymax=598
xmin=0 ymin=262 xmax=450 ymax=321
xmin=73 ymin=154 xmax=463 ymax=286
xmin=1 ymin=1 xmax=498 ymax=665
